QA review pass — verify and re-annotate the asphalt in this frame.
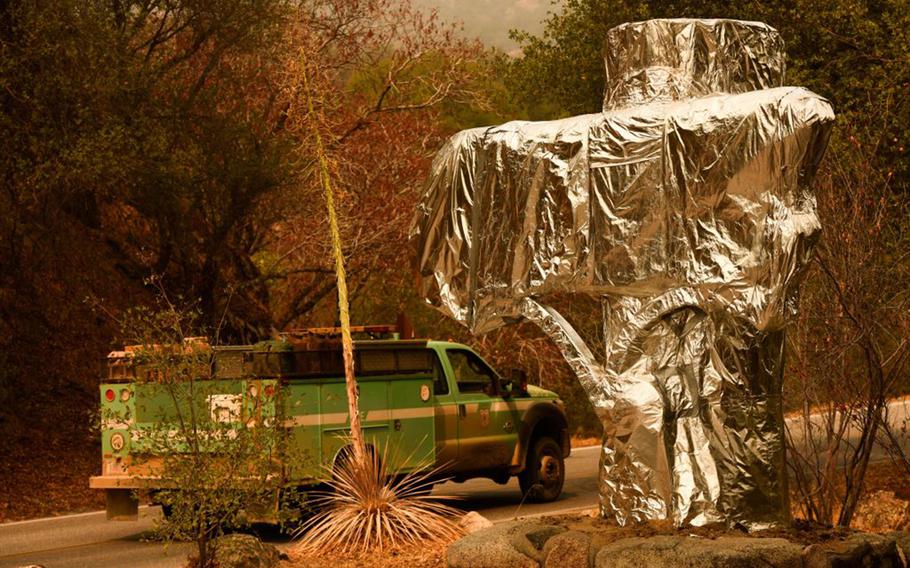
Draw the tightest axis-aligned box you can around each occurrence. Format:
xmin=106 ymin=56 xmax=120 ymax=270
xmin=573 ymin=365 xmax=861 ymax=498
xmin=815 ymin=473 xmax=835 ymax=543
xmin=2 ymin=398 xmax=908 ymax=568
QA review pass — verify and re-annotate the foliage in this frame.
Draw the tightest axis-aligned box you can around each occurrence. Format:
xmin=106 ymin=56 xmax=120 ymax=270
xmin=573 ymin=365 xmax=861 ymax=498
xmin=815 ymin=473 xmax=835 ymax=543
xmin=266 ymin=0 xmax=490 ymax=332
xmin=112 ymin=292 xmax=292 ymax=568
xmin=785 ymin=115 xmax=910 ymax=527
xmin=0 ymin=0 xmax=491 ymax=511
xmin=294 ymin=445 xmax=462 ymax=555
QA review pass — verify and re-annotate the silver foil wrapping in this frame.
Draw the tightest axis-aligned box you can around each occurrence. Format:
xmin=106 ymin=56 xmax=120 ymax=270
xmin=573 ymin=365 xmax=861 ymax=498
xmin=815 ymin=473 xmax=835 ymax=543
xmin=411 ymin=19 xmax=834 ymax=528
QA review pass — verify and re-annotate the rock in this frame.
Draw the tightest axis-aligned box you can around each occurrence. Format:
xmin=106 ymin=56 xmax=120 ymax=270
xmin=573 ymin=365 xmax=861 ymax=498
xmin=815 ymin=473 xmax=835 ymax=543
xmin=888 ymin=530 xmax=910 ymax=562
xmin=460 ymin=511 xmax=495 ymax=534
xmin=209 ymin=534 xmax=281 ymax=568
xmin=802 ymin=533 xmax=901 ymax=568
xmin=543 ymin=530 xmax=592 ymax=568
xmin=594 ymin=535 xmax=802 ymax=568
xmin=447 ymin=520 xmax=567 ymax=568
xmin=860 ymin=533 xmax=901 ymax=562
xmin=519 ymin=525 xmax=568 ymax=560
xmin=852 ymin=491 xmax=910 ymax=531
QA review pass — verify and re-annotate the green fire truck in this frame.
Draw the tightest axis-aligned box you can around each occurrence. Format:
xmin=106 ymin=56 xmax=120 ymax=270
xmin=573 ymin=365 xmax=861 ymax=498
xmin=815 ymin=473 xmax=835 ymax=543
xmin=90 ymin=326 xmax=570 ymax=521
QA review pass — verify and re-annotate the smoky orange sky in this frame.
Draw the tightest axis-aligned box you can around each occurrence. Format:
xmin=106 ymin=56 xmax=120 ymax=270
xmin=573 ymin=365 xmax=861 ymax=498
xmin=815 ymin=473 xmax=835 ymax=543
xmin=413 ymin=0 xmax=556 ymax=52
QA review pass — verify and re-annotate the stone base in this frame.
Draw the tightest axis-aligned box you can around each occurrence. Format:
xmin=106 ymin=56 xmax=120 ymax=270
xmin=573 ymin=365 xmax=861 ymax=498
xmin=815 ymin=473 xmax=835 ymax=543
xmin=446 ymin=518 xmax=910 ymax=568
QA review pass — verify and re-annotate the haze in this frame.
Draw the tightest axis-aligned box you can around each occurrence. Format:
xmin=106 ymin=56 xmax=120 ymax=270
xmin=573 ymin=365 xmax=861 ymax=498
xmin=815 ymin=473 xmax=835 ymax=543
xmin=413 ymin=0 xmax=555 ymax=51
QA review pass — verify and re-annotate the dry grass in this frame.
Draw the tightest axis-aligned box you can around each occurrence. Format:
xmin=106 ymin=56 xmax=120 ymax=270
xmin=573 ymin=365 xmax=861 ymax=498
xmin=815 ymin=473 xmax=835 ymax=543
xmin=290 ymin=538 xmax=451 ymax=568
xmin=293 ymin=447 xmax=463 ymax=556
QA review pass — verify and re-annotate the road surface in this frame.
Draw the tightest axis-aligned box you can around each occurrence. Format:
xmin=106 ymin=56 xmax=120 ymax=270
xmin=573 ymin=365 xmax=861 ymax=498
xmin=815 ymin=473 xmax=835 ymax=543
xmin=2 ymin=398 xmax=908 ymax=568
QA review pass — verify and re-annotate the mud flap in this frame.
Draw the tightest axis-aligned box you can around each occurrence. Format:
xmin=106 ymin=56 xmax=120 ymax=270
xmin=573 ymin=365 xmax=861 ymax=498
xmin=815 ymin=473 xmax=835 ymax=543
xmin=106 ymin=489 xmax=138 ymax=520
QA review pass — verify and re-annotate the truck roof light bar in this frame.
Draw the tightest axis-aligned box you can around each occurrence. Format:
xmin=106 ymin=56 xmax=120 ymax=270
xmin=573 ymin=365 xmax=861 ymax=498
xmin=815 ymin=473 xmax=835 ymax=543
xmin=282 ymin=324 xmax=399 ymax=337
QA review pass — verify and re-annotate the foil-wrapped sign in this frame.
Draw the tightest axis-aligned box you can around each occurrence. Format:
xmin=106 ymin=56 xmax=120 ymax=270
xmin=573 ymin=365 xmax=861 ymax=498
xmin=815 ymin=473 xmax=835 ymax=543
xmin=412 ymin=19 xmax=834 ymax=528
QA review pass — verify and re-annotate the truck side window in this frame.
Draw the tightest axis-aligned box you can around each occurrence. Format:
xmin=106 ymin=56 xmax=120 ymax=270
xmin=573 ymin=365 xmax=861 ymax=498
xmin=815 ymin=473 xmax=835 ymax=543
xmin=447 ymin=350 xmax=496 ymax=394
xmin=431 ymin=352 xmax=449 ymax=395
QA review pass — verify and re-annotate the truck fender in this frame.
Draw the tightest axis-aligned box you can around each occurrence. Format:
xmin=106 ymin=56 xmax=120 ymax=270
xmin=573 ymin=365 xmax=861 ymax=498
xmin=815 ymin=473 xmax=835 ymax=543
xmin=511 ymin=402 xmax=569 ymax=473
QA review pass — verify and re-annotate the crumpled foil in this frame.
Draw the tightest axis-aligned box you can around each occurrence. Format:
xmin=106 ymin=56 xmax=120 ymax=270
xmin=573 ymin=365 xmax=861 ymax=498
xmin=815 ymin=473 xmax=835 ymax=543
xmin=411 ymin=19 xmax=834 ymax=528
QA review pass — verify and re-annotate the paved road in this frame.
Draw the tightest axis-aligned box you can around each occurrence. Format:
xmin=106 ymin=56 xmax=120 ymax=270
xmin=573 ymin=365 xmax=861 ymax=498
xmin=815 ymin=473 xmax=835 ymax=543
xmin=0 ymin=446 xmax=602 ymax=568
xmin=3 ymin=399 xmax=908 ymax=568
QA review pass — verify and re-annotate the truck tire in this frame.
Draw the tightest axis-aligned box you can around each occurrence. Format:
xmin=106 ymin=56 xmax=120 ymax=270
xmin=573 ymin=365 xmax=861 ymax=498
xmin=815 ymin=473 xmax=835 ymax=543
xmin=519 ymin=436 xmax=564 ymax=503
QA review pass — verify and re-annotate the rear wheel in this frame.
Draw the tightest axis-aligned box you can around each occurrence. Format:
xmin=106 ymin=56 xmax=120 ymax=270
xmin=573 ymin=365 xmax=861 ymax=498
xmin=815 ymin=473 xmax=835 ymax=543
xmin=518 ymin=436 xmax=564 ymax=503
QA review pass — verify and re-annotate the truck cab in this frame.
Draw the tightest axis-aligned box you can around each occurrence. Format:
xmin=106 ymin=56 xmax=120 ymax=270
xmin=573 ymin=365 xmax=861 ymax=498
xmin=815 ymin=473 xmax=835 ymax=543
xmin=427 ymin=341 xmax=569 ymax=499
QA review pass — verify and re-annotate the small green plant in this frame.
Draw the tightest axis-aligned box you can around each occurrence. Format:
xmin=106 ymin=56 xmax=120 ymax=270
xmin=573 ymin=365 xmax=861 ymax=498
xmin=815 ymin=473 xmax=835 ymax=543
xmin=294 ymin=445 xmax=463 ymax=555
xmin=117 ymin=293 xmax=293 ymax=568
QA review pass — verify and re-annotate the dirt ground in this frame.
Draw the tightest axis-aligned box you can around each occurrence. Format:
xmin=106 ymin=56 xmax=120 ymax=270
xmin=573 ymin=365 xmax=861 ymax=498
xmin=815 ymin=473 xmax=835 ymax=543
xmin=288 ymin=540 xmax=452 ymax=568
xmin=860 ymin=461 xmax=910 ymax=501
xmin=0 ymin=441 xmax=105 ymax=523
xmin=0 ymin=409 xmax=105 ymax=523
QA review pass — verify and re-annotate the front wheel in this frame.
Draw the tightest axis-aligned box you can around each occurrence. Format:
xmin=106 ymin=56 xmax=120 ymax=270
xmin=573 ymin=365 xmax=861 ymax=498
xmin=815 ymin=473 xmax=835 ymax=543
xmin=518 ymin=436 xmax=564 ymax=503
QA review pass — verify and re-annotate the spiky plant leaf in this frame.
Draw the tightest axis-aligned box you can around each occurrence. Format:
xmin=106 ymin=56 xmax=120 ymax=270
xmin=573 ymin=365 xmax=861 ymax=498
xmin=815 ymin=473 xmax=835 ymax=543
xmin=294 ymin=445 xmax=463 ymax=555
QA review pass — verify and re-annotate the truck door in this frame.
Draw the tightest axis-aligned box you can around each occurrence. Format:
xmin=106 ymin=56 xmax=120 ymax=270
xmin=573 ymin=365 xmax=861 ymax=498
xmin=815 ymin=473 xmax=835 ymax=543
xmin=430 ymin=351 xmax=459 ymax=468
xmin=444 ymin=349 xmax=514 ymax=471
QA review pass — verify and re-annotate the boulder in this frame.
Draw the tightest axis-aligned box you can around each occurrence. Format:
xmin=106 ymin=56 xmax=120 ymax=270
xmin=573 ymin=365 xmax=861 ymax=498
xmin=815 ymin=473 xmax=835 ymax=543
xmin=447 ymin=521 xmax=567 ymax=568
xmin=209 ymin=534 xmax=281 ymax=568
xmin=447 ymin=519 xmax=910 ymax=568
xmin=460 ymin=511 xmax=495 ymax=534
xmin=888 ymin=530 xmax=910 ymax=561
xmin=543 ymin=530 xmax=592 ymax=568
xmin=594 ymin=535 xmax=802 ymax=568
xmin=802 ymin=533 xmax=901 ymax=568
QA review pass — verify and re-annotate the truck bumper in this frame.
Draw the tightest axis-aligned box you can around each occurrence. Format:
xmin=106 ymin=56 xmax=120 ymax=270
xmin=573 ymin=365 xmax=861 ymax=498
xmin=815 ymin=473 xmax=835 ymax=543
xmin=89 ymin=475 xmax=159 ymax=489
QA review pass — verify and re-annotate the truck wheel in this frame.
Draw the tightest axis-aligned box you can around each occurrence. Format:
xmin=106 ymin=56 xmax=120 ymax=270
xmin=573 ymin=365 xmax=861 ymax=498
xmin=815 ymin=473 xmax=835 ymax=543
xmin=519 ymin=436 xmax=564 ymax=503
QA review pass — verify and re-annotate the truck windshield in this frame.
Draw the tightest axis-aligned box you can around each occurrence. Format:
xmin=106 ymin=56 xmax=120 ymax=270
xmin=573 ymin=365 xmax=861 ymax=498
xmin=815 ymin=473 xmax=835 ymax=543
xmin=447 ymin=349 xmax=497 ymax=394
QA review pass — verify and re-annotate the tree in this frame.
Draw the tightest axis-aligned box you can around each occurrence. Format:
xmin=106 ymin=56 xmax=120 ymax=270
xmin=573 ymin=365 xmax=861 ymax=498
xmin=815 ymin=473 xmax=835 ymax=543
xmin=0 ymin=0 xmax=295 ymax=518
xmin=0 ymin=0 xmax=491 ymax=520
xmin=112 ymin=295 xmax=289 ymax=568
xmin=785 ymin=115 xmax=910 ymax=527
xmin=261 ymin=0 xmax=489 ymax=332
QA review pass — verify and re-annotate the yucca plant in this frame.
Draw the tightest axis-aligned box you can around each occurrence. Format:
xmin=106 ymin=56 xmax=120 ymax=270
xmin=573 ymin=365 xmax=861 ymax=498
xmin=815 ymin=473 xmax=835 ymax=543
xmin=294 ymin=446 xmax=463 ymax=555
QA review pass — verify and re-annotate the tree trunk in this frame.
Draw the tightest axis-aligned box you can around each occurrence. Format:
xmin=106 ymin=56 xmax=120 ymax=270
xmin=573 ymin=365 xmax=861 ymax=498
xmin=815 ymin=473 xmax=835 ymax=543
xmin=197 ymin=526 xmax=209 ymax=568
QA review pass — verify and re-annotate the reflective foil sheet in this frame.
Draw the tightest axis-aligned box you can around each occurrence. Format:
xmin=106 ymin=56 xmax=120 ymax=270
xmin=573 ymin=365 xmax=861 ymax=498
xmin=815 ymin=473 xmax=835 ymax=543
xmin=411 ymin=19 xmax=834 ymax=528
